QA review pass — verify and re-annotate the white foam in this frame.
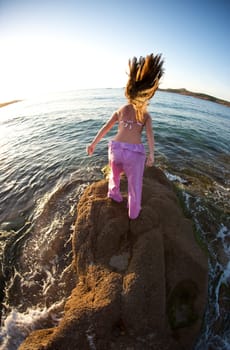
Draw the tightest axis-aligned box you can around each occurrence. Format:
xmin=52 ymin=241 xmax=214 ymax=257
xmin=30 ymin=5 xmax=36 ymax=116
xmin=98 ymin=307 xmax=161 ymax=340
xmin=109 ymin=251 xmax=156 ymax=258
xmin=222 ymin=261 xmax=230 ymax=284
xmin=164 ymin=170 xmax=188 ymax=184
xmin=217 ymin=224 xmax=230 ymax=240
xmin=217 ymin=224 xmax=230 ymax=260
xmin=86 ymin=325 xmax=96 ymax=350
xmin=0 ymin=301 xmax=64 ymax=350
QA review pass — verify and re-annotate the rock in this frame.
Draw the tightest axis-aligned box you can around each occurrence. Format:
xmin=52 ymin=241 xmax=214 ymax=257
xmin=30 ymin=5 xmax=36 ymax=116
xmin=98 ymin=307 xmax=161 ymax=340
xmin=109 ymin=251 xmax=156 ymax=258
xmin=19 ymin=167 xmax=208 ymax=350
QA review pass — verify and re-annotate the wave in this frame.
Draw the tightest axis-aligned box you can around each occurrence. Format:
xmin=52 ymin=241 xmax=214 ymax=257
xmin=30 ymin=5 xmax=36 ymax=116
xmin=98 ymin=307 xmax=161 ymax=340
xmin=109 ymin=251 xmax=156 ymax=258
xmin=0 ymin=178 xmax=90 ymax=349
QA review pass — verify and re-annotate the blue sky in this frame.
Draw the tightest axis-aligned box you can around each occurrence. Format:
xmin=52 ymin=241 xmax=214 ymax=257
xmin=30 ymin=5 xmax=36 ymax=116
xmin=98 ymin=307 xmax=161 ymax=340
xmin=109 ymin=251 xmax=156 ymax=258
xmin=0 ymin=0 xmax=230 ymax=101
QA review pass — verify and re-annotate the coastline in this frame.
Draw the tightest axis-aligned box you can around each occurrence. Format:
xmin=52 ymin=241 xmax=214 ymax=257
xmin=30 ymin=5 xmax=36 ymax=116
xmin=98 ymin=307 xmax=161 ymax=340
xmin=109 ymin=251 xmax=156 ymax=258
xmin=1 ymin=88 xmax=230 ymax=109
xmin=158 ymin=88 xmax=230 ymax=108
xmin=0 ymin=100 xmax=22 ymax=108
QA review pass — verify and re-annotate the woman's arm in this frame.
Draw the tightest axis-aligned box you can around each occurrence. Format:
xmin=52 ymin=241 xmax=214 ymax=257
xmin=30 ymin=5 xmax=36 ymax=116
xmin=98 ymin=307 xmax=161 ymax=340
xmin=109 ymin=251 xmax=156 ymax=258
xmin=86 ymin=112 xmax=118 ymax=155
xmin=145 ymin=114 xmax=155 ymax=167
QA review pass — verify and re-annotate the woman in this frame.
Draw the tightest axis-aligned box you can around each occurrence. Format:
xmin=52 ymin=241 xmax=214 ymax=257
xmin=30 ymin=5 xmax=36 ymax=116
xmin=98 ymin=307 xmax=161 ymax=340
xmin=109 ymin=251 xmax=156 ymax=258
xmin=87 ymin=53 xmax=164 ymax=219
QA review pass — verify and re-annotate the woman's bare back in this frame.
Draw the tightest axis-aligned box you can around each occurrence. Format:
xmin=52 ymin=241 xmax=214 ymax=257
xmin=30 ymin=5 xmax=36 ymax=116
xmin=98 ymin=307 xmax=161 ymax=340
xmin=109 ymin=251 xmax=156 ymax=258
xmin=113 ymin=104 xmax=149 ymax=144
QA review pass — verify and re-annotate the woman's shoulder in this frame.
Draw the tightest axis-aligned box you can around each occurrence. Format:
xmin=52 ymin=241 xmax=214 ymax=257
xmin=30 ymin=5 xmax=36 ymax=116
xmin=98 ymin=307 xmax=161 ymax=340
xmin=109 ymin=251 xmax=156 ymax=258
xmin=118 ymin=104 xmax=132 ymax=113
xmin=115 ymin=104 xmax=132 ymax=119
xmin=144 ymin=111 xmax=151 ymax=120
xmin=143 ymin=111 xmax=153 ymax=127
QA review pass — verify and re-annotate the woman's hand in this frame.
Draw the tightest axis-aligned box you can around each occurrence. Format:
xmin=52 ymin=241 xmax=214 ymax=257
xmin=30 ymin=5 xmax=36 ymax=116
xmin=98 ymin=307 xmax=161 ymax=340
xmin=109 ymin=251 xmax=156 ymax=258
xmin=146 ymin=153 xmax=154 ymax=167
xmin=86 ymin=112 xmax=118 ymax=156
xmin=86 ymin=143 xmax=95 ymax=156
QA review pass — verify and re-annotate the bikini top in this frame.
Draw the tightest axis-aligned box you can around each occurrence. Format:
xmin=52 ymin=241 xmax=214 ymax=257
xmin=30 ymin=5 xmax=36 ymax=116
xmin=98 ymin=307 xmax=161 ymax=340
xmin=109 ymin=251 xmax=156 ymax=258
xmin=119 ymin=119 xmax=144 ymax=130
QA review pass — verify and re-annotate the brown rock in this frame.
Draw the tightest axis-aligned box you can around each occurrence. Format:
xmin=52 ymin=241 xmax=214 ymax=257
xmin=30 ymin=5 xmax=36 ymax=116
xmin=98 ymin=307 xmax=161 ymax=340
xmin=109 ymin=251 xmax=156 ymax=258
xmin=19 ymin=167 xmax=208 ymax=350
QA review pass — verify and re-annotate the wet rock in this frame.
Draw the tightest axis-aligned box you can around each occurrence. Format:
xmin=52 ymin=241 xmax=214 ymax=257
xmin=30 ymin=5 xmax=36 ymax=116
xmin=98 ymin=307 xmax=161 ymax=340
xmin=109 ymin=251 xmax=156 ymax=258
xmin=19 ymin=167 xmax=208 ymax=350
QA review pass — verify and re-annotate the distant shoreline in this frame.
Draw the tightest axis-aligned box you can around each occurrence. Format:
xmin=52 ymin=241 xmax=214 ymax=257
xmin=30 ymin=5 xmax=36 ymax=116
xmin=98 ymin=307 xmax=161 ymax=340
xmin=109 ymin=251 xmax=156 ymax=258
xmin=0 ymin=100 xmax=22 ymax=108
xmin=158 ymin=88 xmax=230 ymax=108
xmin=1 ymin=88 xmax=230 ymax=108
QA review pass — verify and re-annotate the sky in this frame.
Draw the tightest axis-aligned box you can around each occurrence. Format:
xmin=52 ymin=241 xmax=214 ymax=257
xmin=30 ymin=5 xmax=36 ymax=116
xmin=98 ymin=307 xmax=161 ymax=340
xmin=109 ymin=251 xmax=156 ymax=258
xmin=0 ymin=0 xmax=230 ymax=101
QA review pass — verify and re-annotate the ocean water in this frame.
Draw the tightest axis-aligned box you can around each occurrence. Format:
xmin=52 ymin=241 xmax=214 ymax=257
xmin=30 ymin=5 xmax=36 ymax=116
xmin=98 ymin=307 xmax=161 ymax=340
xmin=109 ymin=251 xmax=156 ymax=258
xmin=0 ymin=88 xmax=229 ymax=349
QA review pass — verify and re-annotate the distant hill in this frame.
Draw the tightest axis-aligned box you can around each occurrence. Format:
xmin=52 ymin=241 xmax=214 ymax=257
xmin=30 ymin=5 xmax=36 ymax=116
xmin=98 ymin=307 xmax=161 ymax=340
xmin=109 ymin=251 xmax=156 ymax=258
xmin=1 ymin=89 xmax=230 ymax=109
xmin=158 ymin=88 xmax=230 ymax=108
xmin=0 ymin=100 xmax=22 ymax=108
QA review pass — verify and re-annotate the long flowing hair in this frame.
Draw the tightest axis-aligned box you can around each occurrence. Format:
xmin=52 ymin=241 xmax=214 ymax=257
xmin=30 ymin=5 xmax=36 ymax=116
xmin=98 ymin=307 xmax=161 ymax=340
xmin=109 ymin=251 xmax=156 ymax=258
xmin=125 ymin=53 xmax=164 ymax=123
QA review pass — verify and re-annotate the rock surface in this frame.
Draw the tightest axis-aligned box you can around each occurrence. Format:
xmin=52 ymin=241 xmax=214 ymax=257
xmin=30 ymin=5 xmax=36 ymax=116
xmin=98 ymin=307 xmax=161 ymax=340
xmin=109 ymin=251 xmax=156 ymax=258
xmin=19 ymin=167 xmax=208 ymax=350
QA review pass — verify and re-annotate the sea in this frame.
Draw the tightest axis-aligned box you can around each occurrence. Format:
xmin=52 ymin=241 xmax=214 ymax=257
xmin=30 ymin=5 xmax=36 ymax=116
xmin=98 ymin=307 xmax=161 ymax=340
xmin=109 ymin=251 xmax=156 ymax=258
xmin=0 ymin=88 xmax=229 ymax=350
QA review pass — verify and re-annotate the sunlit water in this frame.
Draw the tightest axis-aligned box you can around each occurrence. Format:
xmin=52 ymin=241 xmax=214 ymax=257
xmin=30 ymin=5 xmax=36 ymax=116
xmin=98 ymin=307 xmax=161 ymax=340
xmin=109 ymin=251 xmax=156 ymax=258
xmin=0 ymin=89 xmax=229 ymax=349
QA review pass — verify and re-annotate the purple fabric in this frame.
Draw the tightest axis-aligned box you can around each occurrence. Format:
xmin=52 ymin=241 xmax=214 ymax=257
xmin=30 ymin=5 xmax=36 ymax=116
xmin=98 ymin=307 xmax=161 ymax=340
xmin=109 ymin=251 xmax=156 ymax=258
xmin=108 ymin=141 xmax=146 ymax=219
